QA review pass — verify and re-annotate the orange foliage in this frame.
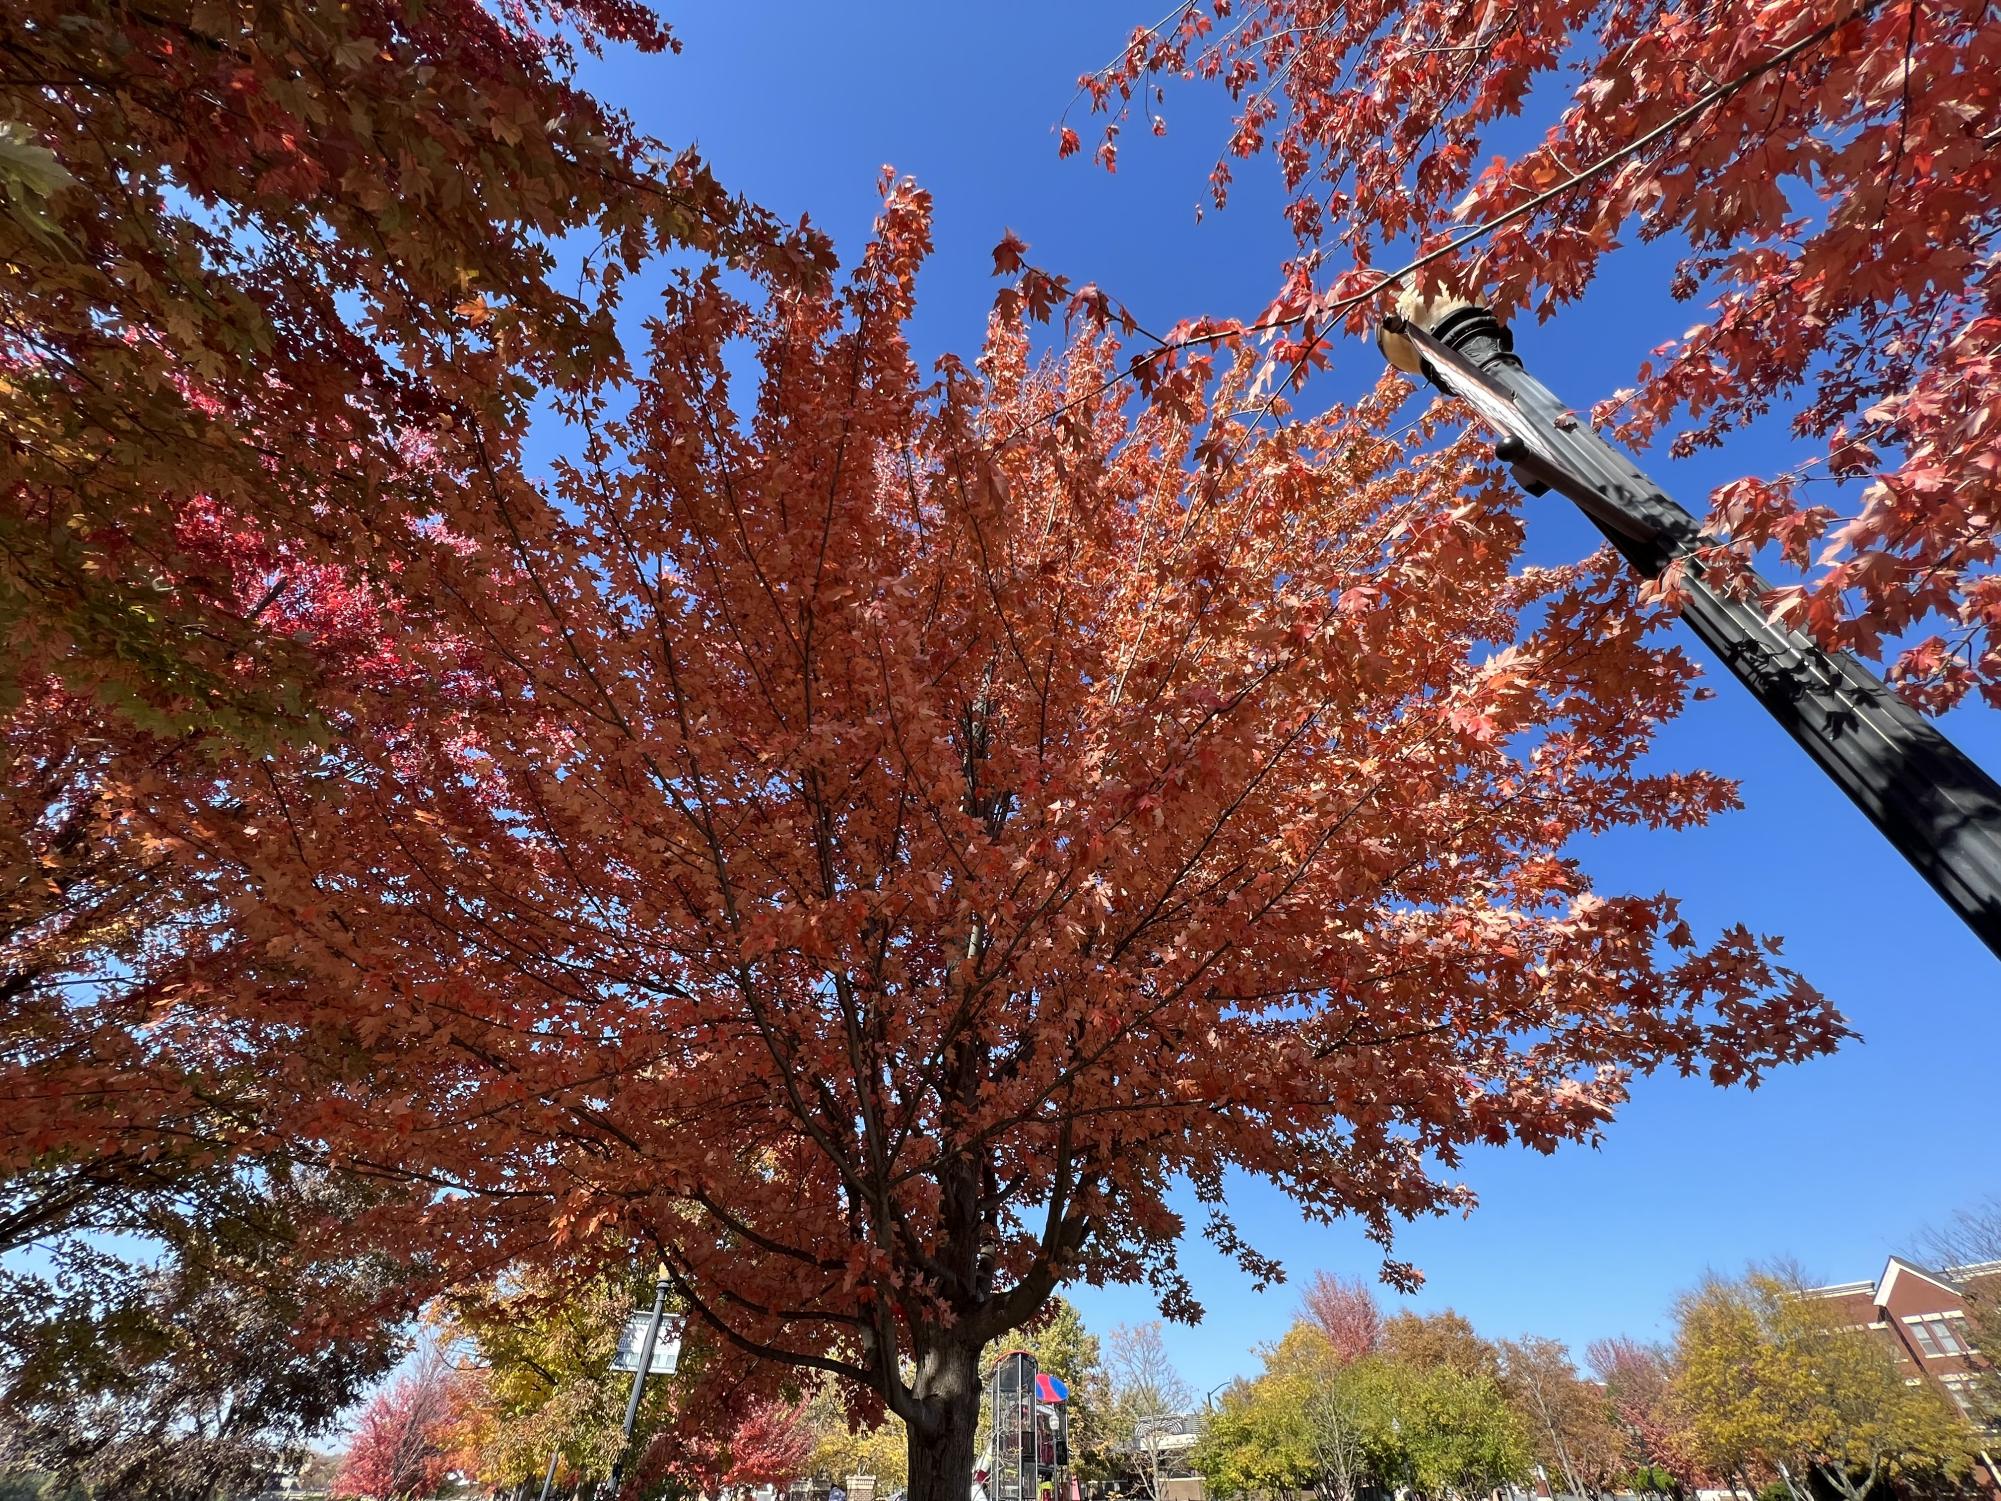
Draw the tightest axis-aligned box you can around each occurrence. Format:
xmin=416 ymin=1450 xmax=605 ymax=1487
xmin=1 ymin=2 xmax=1874 ymax=1494
xmin=1082 ymin=0 xmax=2001 ymax=709
xmin=16 ymin=177 xmax=1842 ymax=1491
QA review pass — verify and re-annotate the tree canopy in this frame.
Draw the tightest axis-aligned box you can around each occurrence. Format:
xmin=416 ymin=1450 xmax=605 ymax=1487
xmin=1195 ymin=1320 xmax=1530 ymax=1501
xmin=0 ymin=1169 xmax=404 ymax=1501
xmin=0 ymin=0 xmax=816 ymax=1335
xmin=0 ymin=0 xmax=794 ymax=743
xmin=4 ymin=152 xmax=1849 ymax=1496
xmin=1668 ymin=1271 xmax=1975 ymax=1501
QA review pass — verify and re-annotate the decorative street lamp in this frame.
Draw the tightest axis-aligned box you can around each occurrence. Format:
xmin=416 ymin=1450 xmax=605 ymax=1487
xmin=1379 ymin=295 xmax=2001 ymax=962
xmin=602 ymin=1264 xmax=684 ymax=1500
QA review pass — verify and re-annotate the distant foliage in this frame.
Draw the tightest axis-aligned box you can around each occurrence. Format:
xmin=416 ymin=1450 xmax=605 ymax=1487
xmin=1923 ymin=1197 xmax=2001 ymax=1429
xmin=805 ymin=1381 xmax=910 ymax=1492
xmin=334 ymin=1347 xmax=465 ymax=1501
xmin=1196 ymin=1321 xmax=1529 ymax=1501
xmin=1107 ymin=1322 xmax=1197 ymax=1499
xmin=0 ymin=1172 xmax=401 ymax=1501
xmin=1588 ymin=1335 xmax=1711 ymax=1493
xmin=1497 ymin=1335 xmax=1628 ymax=1497
xmin=437 ymin=1271 xmax=650 ymax=1493
xmin=1300 ymin=1273 xmax=1384 ymax=1365
xmin=724 ymin=1397 xmax=820 ymax=1491
xmin=1377 ymin=1309 xmax=1499 ymax=1381
xmin=1668 ymin=1271 xmax=1975 ymax=1501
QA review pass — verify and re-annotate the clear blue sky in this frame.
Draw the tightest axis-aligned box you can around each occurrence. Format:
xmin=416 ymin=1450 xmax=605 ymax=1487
xmin=579 ymin=2 xmax=2001 ymax=1389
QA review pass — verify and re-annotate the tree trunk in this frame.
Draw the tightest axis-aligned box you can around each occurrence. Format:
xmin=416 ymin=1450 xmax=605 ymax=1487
xmin=1816 ymin=1459 xmax=1876 ymax=1501
xmin=908 ymin=1340 xmax=984 ymax=1501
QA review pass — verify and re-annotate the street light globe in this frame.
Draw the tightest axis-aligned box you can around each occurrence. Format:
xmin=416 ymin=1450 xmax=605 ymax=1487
xmin=1377 ymin=285 xmax=1478 ymax=373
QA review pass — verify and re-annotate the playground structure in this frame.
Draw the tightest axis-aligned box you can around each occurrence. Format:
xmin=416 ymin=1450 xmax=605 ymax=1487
xmin=985 ymin=1351 xmax=1072 ymax=1501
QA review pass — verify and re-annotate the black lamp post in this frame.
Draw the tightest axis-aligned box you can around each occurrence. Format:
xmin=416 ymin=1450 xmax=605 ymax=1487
xmin=1379 ymin=298 xmax=2001 ymax=962
xmin=603 ymin=1268 xmax=677 ymax=1501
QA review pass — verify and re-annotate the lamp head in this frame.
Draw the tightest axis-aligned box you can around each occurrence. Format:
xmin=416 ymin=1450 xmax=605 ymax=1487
xmin=1377 ymin=284 xmax=1479 ymax=373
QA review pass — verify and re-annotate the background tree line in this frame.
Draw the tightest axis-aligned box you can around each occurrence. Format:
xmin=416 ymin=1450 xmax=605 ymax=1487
xmin=4 ymin=1194 xmax=1997 ymax=1498
xmin=1192 ymin=1255 xmax=1998 ymax=1501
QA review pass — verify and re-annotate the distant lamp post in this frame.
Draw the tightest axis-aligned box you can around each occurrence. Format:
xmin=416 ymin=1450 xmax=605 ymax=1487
xmin=1379 ymin=294 xmax=2001 ymax=962
xmin=602 ymin=1264 xmax=683 ymax=1501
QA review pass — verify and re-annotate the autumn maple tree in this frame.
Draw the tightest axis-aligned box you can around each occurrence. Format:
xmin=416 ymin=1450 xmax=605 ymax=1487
xmin=1 ymin=0 xmax=819 ymax=1292
xmin=40 ymin=147 xmax=1851 ymax=1500
xmin=334 ymin=1344 xmax=466 ymax=1501
xmin=1079 ymin=0 xmax=2001 ymax=711
xmin=623 ymin=1388 xmax=821 ymax=1501
xmin=717 ymin=1397 xmax=820 ymax=1495
xmin=1301 ymin=1272 xmax=1386 ymax=1365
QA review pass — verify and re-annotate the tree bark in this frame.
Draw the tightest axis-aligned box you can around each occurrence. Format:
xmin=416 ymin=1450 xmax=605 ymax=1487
xmin=1814 ymin=1459 xmax=1877 ymax=1501
xmin=907 ymin=1339 xmax=984 ymax=1501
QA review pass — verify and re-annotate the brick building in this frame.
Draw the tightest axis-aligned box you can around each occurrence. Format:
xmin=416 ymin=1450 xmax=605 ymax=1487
xmin=1802 ymin=1254 xmax=1999 ymax=1491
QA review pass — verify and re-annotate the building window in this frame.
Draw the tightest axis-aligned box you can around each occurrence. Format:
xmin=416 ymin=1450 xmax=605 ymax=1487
xmin=1942 ymin=1376 xmax=1981 ymax=1421
xmin=1904 ymin=1314 xmax=1972 ymax=1358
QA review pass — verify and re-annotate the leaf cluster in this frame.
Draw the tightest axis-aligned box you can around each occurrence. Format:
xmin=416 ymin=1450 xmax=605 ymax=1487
xmin=0 ymin=1169 xmax=406 ymax=1501
xmin=1087 ymin=0 xmax=2001 ymax=710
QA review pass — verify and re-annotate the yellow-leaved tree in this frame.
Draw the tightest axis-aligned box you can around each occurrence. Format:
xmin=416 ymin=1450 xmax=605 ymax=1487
xmin=1670 ymin=1271 xmax=1974 ymax=1501
xmin=442 ymin=1271 xmax=662 ymax=1494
